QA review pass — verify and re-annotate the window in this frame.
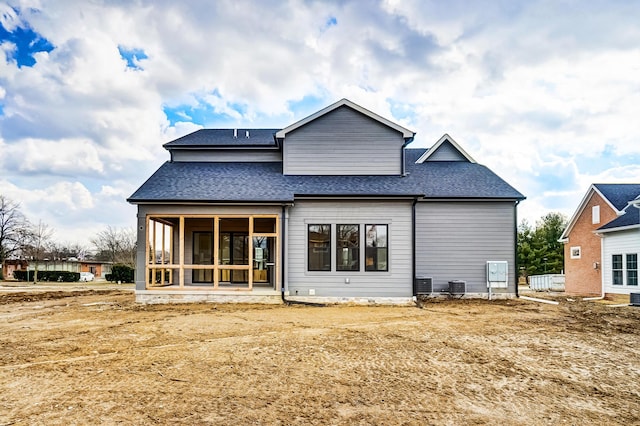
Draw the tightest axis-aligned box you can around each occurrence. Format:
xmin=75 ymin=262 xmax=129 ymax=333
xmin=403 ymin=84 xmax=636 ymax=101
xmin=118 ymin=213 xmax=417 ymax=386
xmin=592 ymin=205 xmax=600 ymax=224
xmin=365 ymin=224 xmax=388 ymax=272
xmin=627 ymin=254 xmax=638 ymax=286
xmin=308 ymin=225 xmax=331 ymax=271
xmin=337 ymin=225 xmax=359 ymax=271
xmin=570 ymin=246 xmax=581 ymax=259
xmin=612 ymin=254 xmax=623 ymax=285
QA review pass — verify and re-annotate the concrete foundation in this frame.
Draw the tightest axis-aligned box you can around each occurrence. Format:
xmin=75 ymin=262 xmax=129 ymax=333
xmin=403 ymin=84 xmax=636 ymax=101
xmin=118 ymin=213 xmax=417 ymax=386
xmin=136 ymin=290 xmax=283 ymax=304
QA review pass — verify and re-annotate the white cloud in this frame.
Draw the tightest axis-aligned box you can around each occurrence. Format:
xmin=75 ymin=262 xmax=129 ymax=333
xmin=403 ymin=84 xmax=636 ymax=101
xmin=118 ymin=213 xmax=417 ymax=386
xmin=1 ymin=0 xmax=639 ymax=244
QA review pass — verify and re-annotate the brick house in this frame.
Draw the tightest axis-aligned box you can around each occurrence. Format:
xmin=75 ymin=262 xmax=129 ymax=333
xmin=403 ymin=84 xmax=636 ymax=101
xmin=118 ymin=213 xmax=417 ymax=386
xmin=560 ymin=184 xmax=640 ymax=295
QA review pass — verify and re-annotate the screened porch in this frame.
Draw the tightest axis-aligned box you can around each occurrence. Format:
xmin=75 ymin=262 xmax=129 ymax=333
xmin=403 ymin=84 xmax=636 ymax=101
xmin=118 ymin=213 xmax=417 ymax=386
xmin=144 ymin=214 xmax=280 ymax=292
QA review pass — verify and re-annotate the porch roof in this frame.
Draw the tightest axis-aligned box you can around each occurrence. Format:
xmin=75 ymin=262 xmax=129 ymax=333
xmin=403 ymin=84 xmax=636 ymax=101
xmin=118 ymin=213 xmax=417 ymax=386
xmin=127 ymin=149 xmax=525 ymax=203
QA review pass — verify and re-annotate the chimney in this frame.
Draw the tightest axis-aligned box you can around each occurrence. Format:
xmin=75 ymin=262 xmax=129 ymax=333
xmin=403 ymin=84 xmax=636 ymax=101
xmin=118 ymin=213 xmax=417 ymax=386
xmin=246 ymin=130 xmax=250 ymax=138
xmin=233 ymin=129 xmax=237 ymax=138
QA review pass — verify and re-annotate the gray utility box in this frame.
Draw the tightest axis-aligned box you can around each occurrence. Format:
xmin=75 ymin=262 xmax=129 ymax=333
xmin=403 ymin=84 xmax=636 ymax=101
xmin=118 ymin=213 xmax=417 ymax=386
xmin=448 ymin=280 xmax=466 ymax=295
xmin=415 ymin=276 xmax=433 ymax=295
xmin=631 ymin=293 xmax=640 ymax=306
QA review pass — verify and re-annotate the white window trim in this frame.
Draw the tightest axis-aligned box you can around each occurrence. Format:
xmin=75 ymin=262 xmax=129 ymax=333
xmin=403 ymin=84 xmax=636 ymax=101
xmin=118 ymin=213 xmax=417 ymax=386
xmin=592 ymin=205 xmax=600 ymax=224
xmin=570 ymin=246 xmax=581 ymax=259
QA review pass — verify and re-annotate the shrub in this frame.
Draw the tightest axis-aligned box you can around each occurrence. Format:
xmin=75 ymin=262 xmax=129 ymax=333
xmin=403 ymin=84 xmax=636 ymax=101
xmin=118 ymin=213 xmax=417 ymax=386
xmin=110 ymin=264 xmax=134 ymax=283
xmin=12 ymin=270 xmax=80 ymax=282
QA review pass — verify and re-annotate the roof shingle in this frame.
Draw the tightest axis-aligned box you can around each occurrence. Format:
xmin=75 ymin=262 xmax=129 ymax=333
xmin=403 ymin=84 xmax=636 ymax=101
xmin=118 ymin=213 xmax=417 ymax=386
xmin=128 ymin=148 xmax=525 ymax=203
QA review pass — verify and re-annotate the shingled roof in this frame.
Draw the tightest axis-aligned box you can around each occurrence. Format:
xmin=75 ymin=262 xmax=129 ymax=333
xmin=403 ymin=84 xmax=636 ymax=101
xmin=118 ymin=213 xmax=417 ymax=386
xmin=593 ymin=183 xmax=640 ymax=212
xmin=597 ymin=208 xmax=640 ymax=232
xmin=163 ymin=129 xmax=279 ymax=148
xmin=127 ymin=149 xmax=525 ymax=203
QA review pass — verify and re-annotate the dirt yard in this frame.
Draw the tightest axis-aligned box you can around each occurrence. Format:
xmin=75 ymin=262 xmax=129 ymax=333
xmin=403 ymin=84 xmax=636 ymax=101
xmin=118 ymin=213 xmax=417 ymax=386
xmin=0 ymin=289 xmax=638 ymax=425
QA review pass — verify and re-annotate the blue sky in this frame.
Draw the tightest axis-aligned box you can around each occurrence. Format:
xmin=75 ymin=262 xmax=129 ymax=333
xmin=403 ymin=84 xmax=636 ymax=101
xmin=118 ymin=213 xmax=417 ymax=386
xmin=1 ymin=0 xmax=640 ymax=246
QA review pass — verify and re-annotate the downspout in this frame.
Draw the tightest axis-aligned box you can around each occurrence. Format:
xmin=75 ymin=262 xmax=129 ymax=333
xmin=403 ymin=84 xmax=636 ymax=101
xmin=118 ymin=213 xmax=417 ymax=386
xmin=515 ymin=200 xmax=520 ymax=298
xmin=412 ymin=197 xmax=418 ymax=297
xmin=401 ymin=136 xmax=414 ymax=177
xmin=281 ymin=205 xmax=286 ymax=302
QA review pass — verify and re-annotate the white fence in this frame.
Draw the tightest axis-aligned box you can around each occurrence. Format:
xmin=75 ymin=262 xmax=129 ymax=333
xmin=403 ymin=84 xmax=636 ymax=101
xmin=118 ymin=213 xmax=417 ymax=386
xmin=529 ymin=274 xmax=565 ymax=292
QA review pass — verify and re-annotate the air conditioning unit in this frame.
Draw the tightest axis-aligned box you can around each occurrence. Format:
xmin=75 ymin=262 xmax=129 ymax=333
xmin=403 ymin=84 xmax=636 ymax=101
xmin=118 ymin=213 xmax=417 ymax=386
xmin=449 ymin=280 xmax=466 ymax=295
xmin=415 ymin=276 xmax=433 ymax=295
xmin=631 ymin=293 xmax=640 ymax=307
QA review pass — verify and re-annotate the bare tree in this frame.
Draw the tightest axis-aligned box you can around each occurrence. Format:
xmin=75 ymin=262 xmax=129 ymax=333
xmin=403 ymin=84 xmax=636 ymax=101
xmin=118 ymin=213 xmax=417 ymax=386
xmin=0 ymin=195 xmax=29 ymax=277
xmin=91 ymin=226 xmax=136 ymax=267
xmin=21 ymin=221 xmax=54 ymax=283
xmin=47 ymin=241 xmax=89 ymax=261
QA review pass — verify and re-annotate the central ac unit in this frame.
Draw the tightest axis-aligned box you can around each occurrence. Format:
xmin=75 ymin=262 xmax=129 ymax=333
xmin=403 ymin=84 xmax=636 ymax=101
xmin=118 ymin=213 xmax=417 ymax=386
xmin=416 ymin=276 xmax=433 ymax=295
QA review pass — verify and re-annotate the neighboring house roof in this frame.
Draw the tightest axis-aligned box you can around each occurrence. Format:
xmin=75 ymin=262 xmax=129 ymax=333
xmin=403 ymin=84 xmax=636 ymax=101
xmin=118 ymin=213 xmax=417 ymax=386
xmin=560 ymin=183 xmax=640 ymax=241
xmin=415 ymin=134 xmax=476 ymax=163
xmin=275 ymin=99 xmax=415 ymax=139
xmin=596 ymin=208 xmax=640 ymax=233
xmin=127 ymin=149 xmax=525 ymax=203
xmin=163 ymin=129 xmax=279 ymax=148
xmin=593 ymin=183 xmax=640 ymax=211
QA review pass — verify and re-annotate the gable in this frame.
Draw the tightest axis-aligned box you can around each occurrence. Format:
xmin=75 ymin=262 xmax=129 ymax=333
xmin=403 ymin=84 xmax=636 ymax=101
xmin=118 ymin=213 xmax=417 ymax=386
xmin=282 ymin=105 xmax=408 ymax=176
xmin=560 ymin=185 xmax=621 ymax=241
xmin=276 ymin=98 xmax=414 ymax=139
xmin=415 ymin=134 xmax=476 ymax=163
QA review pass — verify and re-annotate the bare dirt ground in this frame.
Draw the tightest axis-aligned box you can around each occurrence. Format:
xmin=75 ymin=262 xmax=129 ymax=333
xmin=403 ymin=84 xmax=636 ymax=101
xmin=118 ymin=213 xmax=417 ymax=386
xmin=0 ymin=288 xmax=639 ymax=425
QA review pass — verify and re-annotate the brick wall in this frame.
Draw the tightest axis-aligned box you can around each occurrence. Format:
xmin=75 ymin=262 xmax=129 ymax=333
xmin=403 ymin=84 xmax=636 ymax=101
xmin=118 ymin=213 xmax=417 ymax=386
xmin=564 ymin=191 xmax=618 ymax=295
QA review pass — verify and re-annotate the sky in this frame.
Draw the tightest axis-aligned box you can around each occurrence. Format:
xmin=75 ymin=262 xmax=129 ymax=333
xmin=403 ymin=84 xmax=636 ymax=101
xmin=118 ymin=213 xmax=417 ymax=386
xmin=1 ymin=0 xmax=640 ymax=248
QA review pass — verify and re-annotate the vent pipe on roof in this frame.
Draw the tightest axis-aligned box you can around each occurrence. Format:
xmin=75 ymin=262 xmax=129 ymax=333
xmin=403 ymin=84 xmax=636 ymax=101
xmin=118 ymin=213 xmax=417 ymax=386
xmin=233 ymin=129 xmax=237 ymax=138
xmin=246 ymin=130 xmax=250 ymax=138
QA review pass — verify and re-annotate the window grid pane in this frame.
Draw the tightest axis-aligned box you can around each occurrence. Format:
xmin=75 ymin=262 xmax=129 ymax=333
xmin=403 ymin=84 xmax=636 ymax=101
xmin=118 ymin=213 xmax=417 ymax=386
xmin=612 ymin=254 xmax=623 ymax=285
xmin=308 ymin=224 xmax=331 ymax=271
xmin=627 ymin=254 xmax=638 ymax=286
xmin=337 ymin=224 xmax=359 ymax=271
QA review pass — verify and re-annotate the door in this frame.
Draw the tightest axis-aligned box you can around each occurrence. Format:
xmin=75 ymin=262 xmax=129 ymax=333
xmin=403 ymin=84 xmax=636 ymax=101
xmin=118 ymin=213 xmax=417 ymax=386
xmin=253 ymin=236 xmax=276 ymax=288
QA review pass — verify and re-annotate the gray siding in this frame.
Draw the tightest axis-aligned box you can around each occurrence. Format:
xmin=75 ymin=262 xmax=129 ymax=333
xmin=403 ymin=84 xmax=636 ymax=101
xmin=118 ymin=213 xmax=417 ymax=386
xmin=171 ymin=149 xmax=282 ymax=162
xmin=415 ymin=201 xmax=517 ymax=294
xmin=283 ymin=106 xmax=404 ymax=175
xmin=426 ymin=141 xmax=468 ymax=161
xmin=286 ymin=200 xmax=413 ymax=297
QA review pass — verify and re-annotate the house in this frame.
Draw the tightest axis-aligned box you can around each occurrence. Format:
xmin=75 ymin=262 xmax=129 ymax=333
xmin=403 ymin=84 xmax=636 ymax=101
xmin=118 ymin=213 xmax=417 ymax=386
xmin=127 ymin=99 xmax=525 ymax=304
xmin=560 ymin=184 xmax=640 ymax=295
xmin=25 ymin=260 xmax=113 ymax=279
xmin=2 ymin=259 xmax=112 ymax=281
xmin=2 ymin=259 xmax=28 ymax=280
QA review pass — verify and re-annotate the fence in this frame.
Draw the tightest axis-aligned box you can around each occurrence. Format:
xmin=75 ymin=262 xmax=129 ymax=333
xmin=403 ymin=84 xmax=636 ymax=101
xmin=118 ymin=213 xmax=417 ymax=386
xmin=528 ymin=274 xmax=565 ymax=291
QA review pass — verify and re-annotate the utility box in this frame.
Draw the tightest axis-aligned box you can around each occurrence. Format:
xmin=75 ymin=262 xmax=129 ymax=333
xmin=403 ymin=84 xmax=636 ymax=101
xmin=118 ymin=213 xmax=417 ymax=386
xmin=486 ymin=261 xmax=508 ymax=289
